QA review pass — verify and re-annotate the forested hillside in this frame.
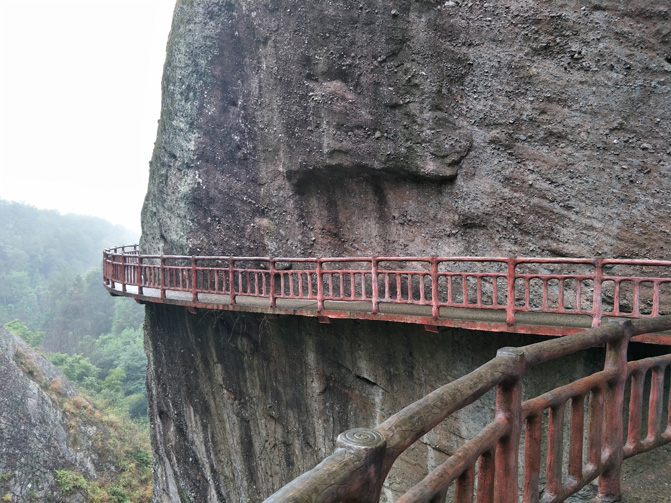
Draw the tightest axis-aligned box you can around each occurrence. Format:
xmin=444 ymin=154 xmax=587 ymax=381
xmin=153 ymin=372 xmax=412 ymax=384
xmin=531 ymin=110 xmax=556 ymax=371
xmin=0 ymin=199 xmax=147 ymax=419
xmin=0 ymin=199 xmax=138 ymax=333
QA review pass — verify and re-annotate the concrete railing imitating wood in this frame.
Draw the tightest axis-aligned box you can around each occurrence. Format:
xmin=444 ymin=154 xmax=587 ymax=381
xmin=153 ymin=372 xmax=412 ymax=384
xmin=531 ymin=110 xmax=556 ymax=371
xmin=103 ymin=246 xmax=671 ymax=342
xmin=262 ymin=316 xmax=671 ymax=503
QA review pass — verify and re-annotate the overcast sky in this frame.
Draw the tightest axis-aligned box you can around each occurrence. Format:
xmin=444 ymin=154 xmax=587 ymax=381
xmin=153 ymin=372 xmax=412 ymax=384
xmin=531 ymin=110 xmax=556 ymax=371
xmin=0 ymin=0 xmax=176 ymax=232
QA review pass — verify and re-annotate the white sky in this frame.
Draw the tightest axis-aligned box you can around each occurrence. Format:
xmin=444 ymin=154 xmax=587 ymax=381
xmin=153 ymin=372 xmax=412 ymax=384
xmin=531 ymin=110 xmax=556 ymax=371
xmin=0 ymin=0 xmax=176 ymax=232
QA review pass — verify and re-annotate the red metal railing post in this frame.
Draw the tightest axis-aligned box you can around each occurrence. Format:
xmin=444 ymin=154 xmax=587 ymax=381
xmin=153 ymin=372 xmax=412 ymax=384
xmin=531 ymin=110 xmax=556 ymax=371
xmin=270 ymin=259 xmax=277 ymax=308
xmin=229 ymin=257 xmax=235 ymax=306
xmin=506 ymin=258 xmax=516 ymax=327
xmin=191 ymin=256 xmax=198 ymax=302
xmin=317 ymin=259 xmax=324 ymax=313
xmin=160 ymin=256 xmax=166 ymax=300
xmin=494 ymin=346 xmax=525 ymax=503
xmin=592 ymin=258 xmax=604 ymax=327
xmin=371 ymin=258 xmax=379 ymax=314
xmin=431 ymin=256 xmax=439 ymax=320
xmin=598 ymin=320 xmax=631 ymax=502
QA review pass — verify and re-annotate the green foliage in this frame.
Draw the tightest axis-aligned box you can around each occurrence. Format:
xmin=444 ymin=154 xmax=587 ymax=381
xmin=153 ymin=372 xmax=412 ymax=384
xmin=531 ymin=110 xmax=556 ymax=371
xmin=48 ymin=353 xmax=101 ymax=390
xmin=0 ymin=199 xmax=140 ymax=350
xmin=112 ymin=297 xmax=145 ymax=335
xmin=55 ymin=470 xmax=88 ymax=494
xmin=102 ymin=368 xmax=127 ymax=397
xmin=125 ymin=394 xmax=149 ymax=420
xmin=4 ymin=319 xmax=44 ymax=347
xmin=80 ymin=327 xmax=147 ymax=397
xmin=49 ymin=326 xmax=148 ymax=418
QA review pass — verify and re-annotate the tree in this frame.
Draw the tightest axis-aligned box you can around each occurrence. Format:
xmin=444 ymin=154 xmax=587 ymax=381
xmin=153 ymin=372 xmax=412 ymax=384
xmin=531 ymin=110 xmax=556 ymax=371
xmin=5 ymin=319 xmax=44 ymax=347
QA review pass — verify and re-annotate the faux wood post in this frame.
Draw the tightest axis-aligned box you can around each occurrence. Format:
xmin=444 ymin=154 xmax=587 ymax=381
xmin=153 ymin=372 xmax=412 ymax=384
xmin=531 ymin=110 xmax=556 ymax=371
xmin=191 ymin=256 xmax=198 ymax=302
xmin=120 ymin=253 xmax=127 ymax=293
xmin=371 ymin=258 xmax=379 ymax=314
xmin=431 ymin=256 xmax=439 ymax=320
xmin=597 ymin=320 xmax=631 ymax=502
xmin=335 ymin=428 xmax=387 ymax=503
xmin=506 ymin=258 xmax=516 ymax=327
xmin=494 ymin=347 xmax=525 ymax=503
xmin=592 ymin=258 xmax=604 ymax=327
xmin=317 ymin=259 xmax=324 ymax=313
xmin=269 ymin=259 xmax=277 ymax=308
xmin=137 ymin=255 xmax=143 ymax=296
xmin=229 ymin=257 xmax=235 ymax=306
xmin=160 ymin=256 xmax=166 ymax=300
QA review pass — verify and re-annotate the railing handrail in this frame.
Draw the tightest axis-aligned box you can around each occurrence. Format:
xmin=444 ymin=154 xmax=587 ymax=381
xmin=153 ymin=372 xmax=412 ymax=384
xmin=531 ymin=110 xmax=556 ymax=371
xmin=102 ymin=246 xmax=671 ymax=501
xmin=262 ymin=316 xmax=671 ymax=503
xmin=103 ymin=246 xmax=671 ymax=338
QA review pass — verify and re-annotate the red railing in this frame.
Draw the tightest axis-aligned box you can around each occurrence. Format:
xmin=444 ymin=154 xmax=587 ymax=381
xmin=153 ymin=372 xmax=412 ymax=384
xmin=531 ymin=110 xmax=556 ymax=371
xmin=103 ymin=246 xmax=671 ymax=340
xmin=261 ymin=316 xmax=671 ymax=503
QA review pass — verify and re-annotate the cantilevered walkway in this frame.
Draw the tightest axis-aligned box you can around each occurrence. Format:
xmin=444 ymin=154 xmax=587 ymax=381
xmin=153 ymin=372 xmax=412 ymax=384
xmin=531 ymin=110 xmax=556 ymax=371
xmin=103 ymin=246 xmax=671 ymax=503
xmin=103 ymin=245 xmax=671 ymax=344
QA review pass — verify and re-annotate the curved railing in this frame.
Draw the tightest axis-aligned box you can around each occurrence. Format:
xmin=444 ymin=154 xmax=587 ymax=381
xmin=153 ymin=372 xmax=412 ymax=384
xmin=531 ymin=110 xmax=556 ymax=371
xmin=262 ymin=316 xmax=671 ymax=503
xmin=103 ymin=245 xmax=671 ymax=341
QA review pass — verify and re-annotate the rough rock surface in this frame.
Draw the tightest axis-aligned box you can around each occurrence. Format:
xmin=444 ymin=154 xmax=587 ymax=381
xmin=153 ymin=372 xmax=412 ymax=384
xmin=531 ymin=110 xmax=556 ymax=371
xmin=142 ymin=0 xmax=671 ymax=260
xmin=0 ymin=327 xmax=83 ymax=502
xmin=0 ymin=327 xmax=144 ymax=503
xmin=139 ymin=1 xmax=671 ymax=502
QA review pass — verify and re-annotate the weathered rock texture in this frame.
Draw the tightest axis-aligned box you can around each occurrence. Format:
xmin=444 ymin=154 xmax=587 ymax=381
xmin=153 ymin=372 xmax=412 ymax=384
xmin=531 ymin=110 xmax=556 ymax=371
xmin=142 ymin=0 xmax=671 ymax=259
xmin=0 ymin=327 xmax=150 ymax=503
xmin=140 ymin=0 xmax=671 ymax=502
xmin=145 ymin=307 xmax=608 ymax=502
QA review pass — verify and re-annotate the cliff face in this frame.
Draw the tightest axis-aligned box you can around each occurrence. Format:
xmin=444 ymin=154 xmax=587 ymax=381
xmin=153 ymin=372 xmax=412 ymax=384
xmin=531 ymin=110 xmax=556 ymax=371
xmin=140 ymin=1 xmax=671 ymax=502
xmin=145 ymin=307 xmax=603 ymax=502
xmin=142 ymin=0 xmax=670 ymax=259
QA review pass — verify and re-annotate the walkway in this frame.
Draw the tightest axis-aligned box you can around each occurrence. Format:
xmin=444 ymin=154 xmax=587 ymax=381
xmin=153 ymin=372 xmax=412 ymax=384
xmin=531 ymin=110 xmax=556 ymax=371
xmin=103 ymin=245 xmax=671 ymax=344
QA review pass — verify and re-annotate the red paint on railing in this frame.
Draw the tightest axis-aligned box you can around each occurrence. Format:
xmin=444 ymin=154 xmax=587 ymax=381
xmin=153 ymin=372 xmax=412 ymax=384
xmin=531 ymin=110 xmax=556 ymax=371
xmin=103 ymin=246 xmax=671 ymax=342
xmin=260 ymin=316 xmax=671 ymax=503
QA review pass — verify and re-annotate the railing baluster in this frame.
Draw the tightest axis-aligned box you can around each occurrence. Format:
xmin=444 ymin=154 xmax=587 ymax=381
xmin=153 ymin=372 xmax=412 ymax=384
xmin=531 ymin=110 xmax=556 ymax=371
xmin=652 ymin=281 xmax=661 ymax=317
xmin=625 ymin=370 xmax=644 ymax=455
xmin=160 ymin=256 xmax=166 ymax=299
xmin=568 ymin=395 xmax=585 ymax=484
xmin=523 ymin=414 xmax=542 ymax=503
xmin=229 ymin=258 xmax=235 ymax=305
xmin=431 ymin=257 xmax=439 ymax=319
xmin=454 ymin=466 xmax=473 ymax=503
xmin=191 ymin=256 xmax=197 ymax=302
xmin=586 ymin=387 xmax=603 ymax=471
xmin=592 ymin=258 xmax=603 ymax=326
xmin=545 ymin=402 xmax=565 ymax=499
xmin=646 ymin=365 xmax=665 ymax=445
xmin=317 ymin=260 xmax=324 ymax=313
xmin=476 ymin=450 xmax=495 ymax=503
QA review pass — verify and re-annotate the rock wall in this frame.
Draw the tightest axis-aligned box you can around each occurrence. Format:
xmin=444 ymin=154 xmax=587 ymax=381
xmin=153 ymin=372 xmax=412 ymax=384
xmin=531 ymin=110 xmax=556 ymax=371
xmin=140 ymin=1 xmax=671 ymax=502
xmin=142 ymin=0 xmax=670 ymax=259
xmin=145 ymin=306 xmax=606 ymax=502
xmin=0 ymin=327 xmax=151 ymax=503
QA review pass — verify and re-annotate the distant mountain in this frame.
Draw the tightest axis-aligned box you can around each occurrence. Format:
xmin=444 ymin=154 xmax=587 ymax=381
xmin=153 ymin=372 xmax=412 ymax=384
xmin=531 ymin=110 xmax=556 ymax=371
xmin=0 ymin=199 xmax=138 ymax=277
xmin=0 ymin=199 xmax=140 ymax=339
